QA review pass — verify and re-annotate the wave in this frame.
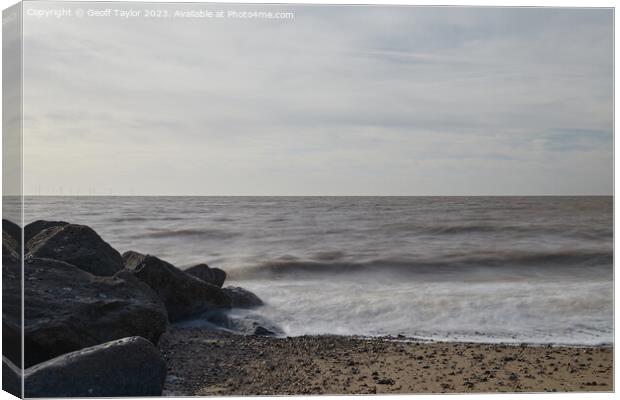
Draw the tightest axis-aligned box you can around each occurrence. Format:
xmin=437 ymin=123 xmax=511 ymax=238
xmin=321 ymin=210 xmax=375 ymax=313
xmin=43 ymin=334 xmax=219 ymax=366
xmin=133 ymin=228 xmax=240 ymax=240
xmin=386 ymin=222 xmax=612 ymax=239
xmin=109 ymin=216 xmax=187 ymax=223
xmin=229 ymin=249 xmax=613 ymax=279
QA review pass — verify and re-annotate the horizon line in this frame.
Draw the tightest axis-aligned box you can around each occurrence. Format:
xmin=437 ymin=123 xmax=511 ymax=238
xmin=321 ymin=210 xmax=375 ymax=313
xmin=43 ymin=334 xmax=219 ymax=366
xmin=13 ymin=194 xmax=614 ymax=197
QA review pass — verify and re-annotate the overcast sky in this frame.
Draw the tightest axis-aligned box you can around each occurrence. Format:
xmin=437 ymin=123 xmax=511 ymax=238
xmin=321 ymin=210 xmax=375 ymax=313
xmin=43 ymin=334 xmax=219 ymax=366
xmin=20 ymin=4 xmax=613 ymax=195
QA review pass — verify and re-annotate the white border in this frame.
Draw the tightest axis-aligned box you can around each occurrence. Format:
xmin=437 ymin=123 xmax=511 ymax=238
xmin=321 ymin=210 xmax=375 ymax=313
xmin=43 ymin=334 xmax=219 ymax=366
xmin=0 ymin=1 xmax=616 ymax=400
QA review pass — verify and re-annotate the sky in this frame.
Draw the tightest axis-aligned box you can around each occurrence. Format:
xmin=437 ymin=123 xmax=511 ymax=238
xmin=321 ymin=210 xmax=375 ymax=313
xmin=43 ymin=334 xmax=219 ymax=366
xmin=16 ymin=3 xmax=614 ymax=195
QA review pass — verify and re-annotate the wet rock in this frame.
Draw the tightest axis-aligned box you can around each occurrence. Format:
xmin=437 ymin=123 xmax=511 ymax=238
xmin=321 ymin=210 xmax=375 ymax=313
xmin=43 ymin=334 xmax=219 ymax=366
xmin=2 ymin=356 xmax=21 ymax=398
xmin=12 ymin=257 xmax=168 ymax=367
xmin=26 ymin=223 xmax=122 ymax=276
xmin=25 ymin=336 xmax=166 ymax=397
xmin=123 ymin=251 xmax=231 ymax=322
xmin=186 ymin=263 xmax=226 ymax=287
xmin=223 ymin=286 xmax=264 ymax=308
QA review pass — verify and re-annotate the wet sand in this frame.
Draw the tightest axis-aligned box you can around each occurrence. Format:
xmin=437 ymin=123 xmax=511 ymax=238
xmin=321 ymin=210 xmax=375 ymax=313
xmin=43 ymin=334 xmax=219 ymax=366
xmin=159 ymin=327 xmax=612 ymax=395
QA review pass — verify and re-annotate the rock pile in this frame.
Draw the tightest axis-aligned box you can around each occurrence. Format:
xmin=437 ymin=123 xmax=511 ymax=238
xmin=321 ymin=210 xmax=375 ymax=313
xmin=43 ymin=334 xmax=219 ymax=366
xmin=2 ymin=219 xmax=267 ymax=397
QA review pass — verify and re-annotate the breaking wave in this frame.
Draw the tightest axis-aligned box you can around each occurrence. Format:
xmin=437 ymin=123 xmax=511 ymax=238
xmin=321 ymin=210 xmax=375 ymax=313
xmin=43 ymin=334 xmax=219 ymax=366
xmin=134 ymin=228 xmax=240 ymax=240
xmin=230 ymin=249 xmax=612 ymax=279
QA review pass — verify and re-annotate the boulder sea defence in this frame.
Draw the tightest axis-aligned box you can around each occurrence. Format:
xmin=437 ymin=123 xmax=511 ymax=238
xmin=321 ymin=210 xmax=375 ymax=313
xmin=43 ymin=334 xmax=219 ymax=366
xmin=2 ymin=218 xmax=272 ymax=397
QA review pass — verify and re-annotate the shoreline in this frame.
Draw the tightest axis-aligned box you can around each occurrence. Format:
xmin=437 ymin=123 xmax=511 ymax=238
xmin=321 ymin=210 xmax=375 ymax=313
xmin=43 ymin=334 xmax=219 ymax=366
xmin=159 ymin=327 xmax=613 ymax=395
xmin=193 ymin=327 xmax=614 ymax=349
xmin=280 ymin=333 xmax=615 ymax=348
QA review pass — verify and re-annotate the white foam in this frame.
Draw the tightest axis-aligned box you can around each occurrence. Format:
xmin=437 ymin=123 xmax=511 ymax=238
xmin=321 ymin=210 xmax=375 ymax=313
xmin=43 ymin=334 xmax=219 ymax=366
xmin=230 ymin=276 xmax=613 ymax=345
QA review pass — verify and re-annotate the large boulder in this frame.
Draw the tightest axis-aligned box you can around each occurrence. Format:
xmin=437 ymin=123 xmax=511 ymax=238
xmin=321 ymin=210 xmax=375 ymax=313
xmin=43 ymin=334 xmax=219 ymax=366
xmin=2 ymin=261 xmax=22 ymax=367
xmin=24 ymin=336 xmax=166 ymax=397
xmin=3 ymin=219 xmax=21 ymax=247
xmin=185 ymin=263 xmax=227 ymax=287
xmin=2 ymin=356 xmax=21 ymax=398
xmin=26 ymin=223 xmax=122 ymax=276
xmin=3 ymin=219 xmax=21 ymax=267
xmin=11 ymin=257 xmax=168 ymax=367
xmin=24 ymin=220 xmax=68 ymax=245
xmin=123 ymin=251 xmax=231 ymax=322
xmin=3 ymin=231 xmax=20 ymax=266
xmin=3 ymin=228 xmax=22 ymax=368
xmin=222 ymin=286 xmax=264 ymax=308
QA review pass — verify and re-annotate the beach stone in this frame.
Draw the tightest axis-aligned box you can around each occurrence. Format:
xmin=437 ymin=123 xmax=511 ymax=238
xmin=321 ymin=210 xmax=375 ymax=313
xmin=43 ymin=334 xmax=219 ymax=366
xmin=122 ymin=251 xmax=231 ymax=322
xmin=223 ymin=286 xmax=264 ymax=308
xmin=26 ymin=223 xmax=122 ymax=276
xmin=185 ymin=263 xmax=227 ymax=287
xmin=2 ymin=356 xmax=21 ymax=397
xmin=24 ymin=220 xmax=68 ymax=245
xmin=12 ymin=257 xmax=168 ymax=368
xmin=252 ymin=326 xmax=277 ymax=336
xmin=24 ymin=336 xmax=166 ymax=397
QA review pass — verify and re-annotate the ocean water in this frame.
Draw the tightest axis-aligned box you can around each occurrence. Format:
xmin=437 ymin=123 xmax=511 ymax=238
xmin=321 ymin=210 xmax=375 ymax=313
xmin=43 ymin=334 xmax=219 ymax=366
xmin=24 ymin=196 xmax=613 ymax=345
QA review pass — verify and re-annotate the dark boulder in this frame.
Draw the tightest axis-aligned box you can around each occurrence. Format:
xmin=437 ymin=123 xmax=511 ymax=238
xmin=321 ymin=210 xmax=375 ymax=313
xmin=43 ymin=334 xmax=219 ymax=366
xmin=3 ymin=230 xmax=20 ymax=265
xmin=185 ymin=263 xmax=227 ymax=287
xmin=123 ymin=251 xmax=231 ymax=322
xmin=26 ymin=223 xmax=122 ymax=276
xmin=11 ymin=257 xmax=168 ymax=367
xmin=223 ymin=286 xmax=264 ymax=308
xmin=24 ymin=220 xmax=68 ymax=245
xmin=3 ymin=219 xmax=21 ymax=267
xmin=2 ymin=356 xmax=21 ymax=398
xmin=24 ymin=336 xmax=166 ymax=397
xmin=2 ymin=219 xmax=21 ymax=248
xmin=1 ymin=228 xmax=21 ymax=371
xmin=2 ymin=261 xmax=22 ymax=367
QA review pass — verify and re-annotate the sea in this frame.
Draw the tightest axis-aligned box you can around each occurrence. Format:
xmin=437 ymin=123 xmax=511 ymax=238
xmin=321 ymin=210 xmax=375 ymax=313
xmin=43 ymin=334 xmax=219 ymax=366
xmin=23 ymin=196 xmax=613 ymax=345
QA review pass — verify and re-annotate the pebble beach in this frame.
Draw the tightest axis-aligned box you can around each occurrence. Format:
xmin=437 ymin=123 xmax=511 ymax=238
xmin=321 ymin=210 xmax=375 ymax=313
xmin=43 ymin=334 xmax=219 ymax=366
xmin=160 ymin=327 xmax=613 ymax=395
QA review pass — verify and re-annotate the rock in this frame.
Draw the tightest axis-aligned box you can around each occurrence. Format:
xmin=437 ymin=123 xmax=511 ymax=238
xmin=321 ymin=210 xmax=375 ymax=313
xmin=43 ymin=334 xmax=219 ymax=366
xmin=185 ymin=263 xmax=226 ymax=287
xmin=2 ymin=261 xmax=22 ymax=367
xmin=26 ymin=223 xmax=122 ymax=276
xmin=9 ymin=257 xmax=168 ymax=367
xmin=223 ymin=286 xmax=264 ymax=308
xmin=252 ymin=326 xmax=277 ymax=336
xmin=24 ymin=336 xmax=166 ymax=397
xmin=3 ymin=219 xmax=21 ymax=247
xmin=3 ymin=219 xmax=21 ymax=266
xmin=24 ymin=220 xmax=68 ymax=245
xmin=3 ymin=230 xmax=20 ymax=265
xmin=2 ymin=356 xmax=22 ymax=398
xmin=123 ymin=251 xmax=231 ymax=322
